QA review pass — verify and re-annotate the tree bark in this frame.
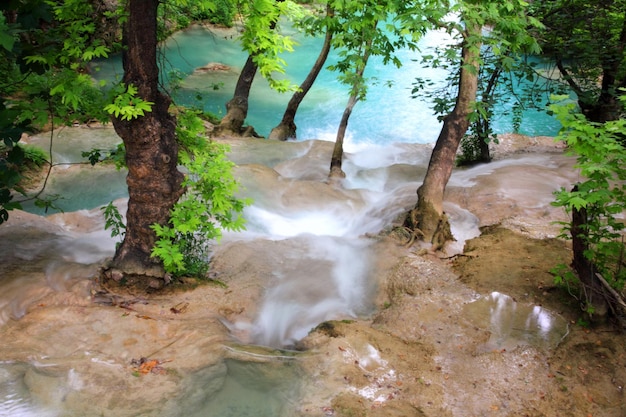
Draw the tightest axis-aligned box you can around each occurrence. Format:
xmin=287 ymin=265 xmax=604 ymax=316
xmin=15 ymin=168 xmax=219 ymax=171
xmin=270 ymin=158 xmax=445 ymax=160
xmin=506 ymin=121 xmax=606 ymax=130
xmin=571 ymin=192 xmax=609 ymax=320
xmin=408 ymin=30 xmax=480 ymax=246
xmin=329 ymin=92 xmax=358 ymax=179
xmin=269 ymin=5 xmax=334 ymax=141
xmin=109 ymin=0 xmax=184 ymax=278
xmin=217 ymin=55 xmax=258 ymax=135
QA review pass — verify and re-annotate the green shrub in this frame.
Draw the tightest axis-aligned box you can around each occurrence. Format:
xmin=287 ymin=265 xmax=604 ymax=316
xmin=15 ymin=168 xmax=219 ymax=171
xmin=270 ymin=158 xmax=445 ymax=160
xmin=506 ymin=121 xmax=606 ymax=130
xmin=551 ymin=94 xmax=626 ymax=292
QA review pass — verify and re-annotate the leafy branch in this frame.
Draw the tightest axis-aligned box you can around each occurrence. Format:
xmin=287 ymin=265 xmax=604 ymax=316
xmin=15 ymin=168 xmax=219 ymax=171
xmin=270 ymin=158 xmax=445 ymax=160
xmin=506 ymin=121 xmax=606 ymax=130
xmin=551 ymin=94 xmax=626 ymax=303
xmin=150 ymin=109 xmax=249 ymax=277
xmin=104 ymin=84 xmax=154 ymax=121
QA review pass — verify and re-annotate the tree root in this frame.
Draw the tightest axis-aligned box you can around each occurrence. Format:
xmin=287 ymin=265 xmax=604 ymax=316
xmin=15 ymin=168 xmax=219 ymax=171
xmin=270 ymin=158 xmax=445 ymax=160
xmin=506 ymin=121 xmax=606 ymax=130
xmin=402 ymin=226 xmax=424 ymax=247
xmin=595 ymin=273 xmax=626 ymax=320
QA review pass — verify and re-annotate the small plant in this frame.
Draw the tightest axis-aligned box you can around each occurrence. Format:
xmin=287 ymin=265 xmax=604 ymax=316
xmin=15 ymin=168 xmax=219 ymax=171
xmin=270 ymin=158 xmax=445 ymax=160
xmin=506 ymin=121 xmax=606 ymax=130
xmin=104 ymin=84 xmax=153 ymax=121
xmin=19 ymin=144 xmax=49 ymax=167
xmin=102 ymin=201 xmax=126 ymax=247
xmin=82 ymin=143 xmax=125 ymax=168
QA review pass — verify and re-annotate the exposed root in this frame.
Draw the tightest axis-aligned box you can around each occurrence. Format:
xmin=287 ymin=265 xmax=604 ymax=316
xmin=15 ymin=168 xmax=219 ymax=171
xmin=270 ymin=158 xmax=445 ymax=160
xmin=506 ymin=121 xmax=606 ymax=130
xmin=402 ymin=226 xmax=424 ymax=247
xmin=399 ymin=208 xmax=424 ymax=247
xmin=431 ymin=213 xmax=454 ymax=252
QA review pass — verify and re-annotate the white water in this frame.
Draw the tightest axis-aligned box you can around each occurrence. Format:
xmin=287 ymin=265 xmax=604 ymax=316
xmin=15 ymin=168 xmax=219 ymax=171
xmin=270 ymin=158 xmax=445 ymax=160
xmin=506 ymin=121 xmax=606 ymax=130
xmin=1 ymin=130 xmax=580 ymax=415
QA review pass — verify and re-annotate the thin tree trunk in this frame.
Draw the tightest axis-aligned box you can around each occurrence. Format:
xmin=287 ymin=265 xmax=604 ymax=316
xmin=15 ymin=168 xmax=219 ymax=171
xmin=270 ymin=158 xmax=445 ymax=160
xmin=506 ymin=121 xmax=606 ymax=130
xmin=108 ymin=0 xmax=184 ymax=279
xmin=269 ymin=5 xmax=334 ymax=141
xmin=217 ymin=55 xmax=258 ymax=135
xmin=218 ymin=0 xmax=284 ymax=136
xmin=408 ymin=29 xmax=480 ymax=247
xmin=571 ymin=192 xmax=609 ymax=320
xmin=328 ymin=23 xmax=375 ymax=180
xmin=329 ymin=92 xmax=358 ymax=178
xmin=478 ymin=65 xmax=502 ymax=162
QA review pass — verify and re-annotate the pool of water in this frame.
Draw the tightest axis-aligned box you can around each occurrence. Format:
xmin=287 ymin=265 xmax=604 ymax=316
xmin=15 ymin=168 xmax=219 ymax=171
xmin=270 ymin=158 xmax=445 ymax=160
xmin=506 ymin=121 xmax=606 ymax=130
xmin=91 ymin=24 xmax=561 ymax=145
xmin=0 ymin=356 xmax=302 ymax=417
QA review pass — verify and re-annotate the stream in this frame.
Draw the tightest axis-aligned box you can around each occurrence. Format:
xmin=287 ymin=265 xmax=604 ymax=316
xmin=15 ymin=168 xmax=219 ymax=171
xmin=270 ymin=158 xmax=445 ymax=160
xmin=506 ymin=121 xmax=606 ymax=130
xmin=1 ymin=127 xmax=573 ymax=416
xmin=0 ymin=23 xmax=574 ymax=417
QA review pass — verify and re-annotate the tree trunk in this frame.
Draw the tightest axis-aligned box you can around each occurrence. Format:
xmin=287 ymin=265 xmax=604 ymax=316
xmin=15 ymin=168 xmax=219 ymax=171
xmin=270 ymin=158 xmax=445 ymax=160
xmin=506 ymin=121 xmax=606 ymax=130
xmin=329 ymin=92 xmax=358 ymax=179
xmin=269 ymin=5 xmax=334 ymax=141
xmin=477 ymin=64 xmax=502 ymax=163
xmin=217 ymin=55 xmax=258 ymax=135
xmin=109 ymin=0 xmax=184 ymax=278
xmin=328 ymin=22 xmax=375 ymax=180
xmin=408 ymin=32 xmax=480 ymax=247
xmin=218 ymin=0 xmax=285 ymax=137
xmin=571 ymin=192 xmax=609 ymax=320
xmin=556 ymin=14 xmax=625 ymax=124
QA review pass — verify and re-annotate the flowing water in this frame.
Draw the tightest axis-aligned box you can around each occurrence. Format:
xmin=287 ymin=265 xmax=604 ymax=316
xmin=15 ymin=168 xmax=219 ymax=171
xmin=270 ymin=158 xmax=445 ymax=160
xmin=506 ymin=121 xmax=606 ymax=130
xmin=0 ymin=25 xmax=572 ymax=417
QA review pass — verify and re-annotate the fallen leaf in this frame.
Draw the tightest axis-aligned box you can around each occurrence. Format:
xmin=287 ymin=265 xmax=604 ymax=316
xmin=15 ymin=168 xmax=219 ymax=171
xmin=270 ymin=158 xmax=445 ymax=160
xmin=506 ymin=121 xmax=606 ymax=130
xmin=170 ymin=302 xmax=189 ymax=314
xmin=130 ymin=357 xmax=172 ymax=376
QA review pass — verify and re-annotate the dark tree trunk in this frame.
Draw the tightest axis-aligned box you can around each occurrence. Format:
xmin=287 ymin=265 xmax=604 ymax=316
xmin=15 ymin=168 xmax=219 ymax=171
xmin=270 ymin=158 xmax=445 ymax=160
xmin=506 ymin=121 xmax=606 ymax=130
xmin=329 ymin=93 xmax=358 ymax=179
xmin=269 ymin=5 xmax=334 ymax=141
xmin=217 ymin=55 xmax=258 ymax=135
xmin=558 ymin=54 xmax=624 ymax=124
xmin=477 ymin=64 xmax=502 ymax=163
xmin=571 ymin=188 xmax=609 ymax=320
xmin=583 ymin=12 xmax=626 ymax=123
xmin=555 ymin=10 xmax=625 ymax=124
xmin=407 ymin=33 xmax=480 ymax=247
xmin=108 ymin=0 xmax=184 ymax=278
xmin=218 ymin=0 xmax=285 ymax=137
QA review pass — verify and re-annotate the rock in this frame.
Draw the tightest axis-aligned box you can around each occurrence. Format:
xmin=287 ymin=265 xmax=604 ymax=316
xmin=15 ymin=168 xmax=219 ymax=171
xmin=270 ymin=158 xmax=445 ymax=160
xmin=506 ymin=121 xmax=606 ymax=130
xmin=193 ymin=62 xmax=232 ymax=74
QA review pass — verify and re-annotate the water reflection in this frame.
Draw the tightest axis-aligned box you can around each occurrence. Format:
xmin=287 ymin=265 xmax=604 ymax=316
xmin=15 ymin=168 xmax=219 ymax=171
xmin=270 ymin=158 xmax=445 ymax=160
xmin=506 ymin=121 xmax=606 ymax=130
xmin=179 ymin=358 xmax=302 ymax=417
xmin=463 ymin=292 xmax=569 ymax=352
xmin=0 ymin=358 xmax=301 ymax=417
xmin=0 ymin=363 xmax=56 ymax=417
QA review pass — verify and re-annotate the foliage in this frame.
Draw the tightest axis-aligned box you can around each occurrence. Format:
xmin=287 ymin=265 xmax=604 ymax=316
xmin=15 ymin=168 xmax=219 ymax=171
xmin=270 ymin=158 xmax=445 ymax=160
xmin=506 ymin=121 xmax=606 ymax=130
xmin=531 ymin=0 xmax=626 ymax=122
xmin=157 ymin=0 xmax=220 ymax=37
xmin=0 ymin=0 xmax=111 ymax=223
xmin=551 ymin=94 xmax=626 ymax=292
xmin=19 ymin=144 xmax=48 ymax=167
xmin=411 ymin=0 xmax=544 ymax=165
xmin=238 ymin=0 xmax=306 ymax=92
xmin=327 ymin=0 xmax=424 ymax=100
xmin=151 ymin=109 xmax=249 ymax=277
xmin=206 ymin=0 xmax=236 ymax=27
xmin=0 ymin=138 xmax=25 ymax=223
xmin=104 ymin=84 xmax=154 ymax=121
xmin=102 ymin=201 xmax=126 ymax=247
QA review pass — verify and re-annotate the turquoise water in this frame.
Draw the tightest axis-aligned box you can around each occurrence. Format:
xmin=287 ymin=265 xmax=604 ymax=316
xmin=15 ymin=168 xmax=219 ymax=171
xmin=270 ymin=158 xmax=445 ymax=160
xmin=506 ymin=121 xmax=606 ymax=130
xmin=91 ymin=25 xmax=561 ymax=146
